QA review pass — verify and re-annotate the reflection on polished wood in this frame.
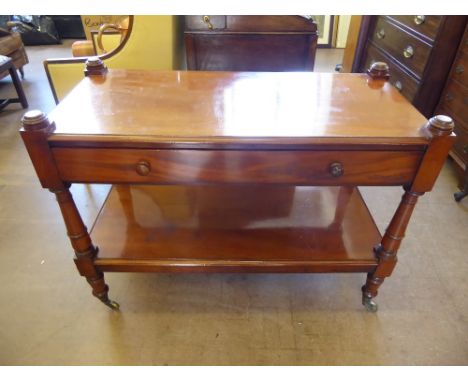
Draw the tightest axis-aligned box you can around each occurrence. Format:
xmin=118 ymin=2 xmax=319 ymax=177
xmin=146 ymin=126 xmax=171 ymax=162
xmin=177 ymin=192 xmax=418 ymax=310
xmin=92 ymin=185 xmax=380 ymax=273
xmin=52 ymin=147 xmax=423 ymax=186
xmin=48 ymin=70 xmax=429 ymax=147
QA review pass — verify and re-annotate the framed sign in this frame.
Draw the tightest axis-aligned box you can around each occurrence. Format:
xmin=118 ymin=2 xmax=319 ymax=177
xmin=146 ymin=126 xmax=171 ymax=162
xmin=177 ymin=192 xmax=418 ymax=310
xmin=311 ymin=15 xmax=335 ymax=47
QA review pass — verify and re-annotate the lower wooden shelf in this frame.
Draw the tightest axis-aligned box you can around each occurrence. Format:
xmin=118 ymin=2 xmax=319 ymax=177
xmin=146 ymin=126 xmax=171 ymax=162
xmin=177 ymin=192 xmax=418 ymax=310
xmin=91 ymin=185 xmax=381 ymax=273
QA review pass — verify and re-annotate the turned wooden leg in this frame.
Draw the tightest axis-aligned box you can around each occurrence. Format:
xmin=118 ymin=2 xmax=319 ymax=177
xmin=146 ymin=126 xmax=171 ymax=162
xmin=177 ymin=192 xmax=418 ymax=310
xmin=362 ymin=188 xmax=422 ymax=312
xmin=20 ymin=108 xmax=119 ymax=309
xmin=52 ymin=187 xmax=119 ymax=309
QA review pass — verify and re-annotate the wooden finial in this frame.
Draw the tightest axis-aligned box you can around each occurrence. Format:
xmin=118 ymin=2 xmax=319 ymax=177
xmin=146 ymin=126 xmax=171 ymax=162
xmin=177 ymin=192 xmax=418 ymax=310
xmin=425 ymin=115 xmax=455 ymax=137
xmin=367 ymin=61 xmax=390 ymax=80
xmin=21 ymin=110 xmax=55 ymax=133
xmin=84 ymin=56 xmax=108 ymax=76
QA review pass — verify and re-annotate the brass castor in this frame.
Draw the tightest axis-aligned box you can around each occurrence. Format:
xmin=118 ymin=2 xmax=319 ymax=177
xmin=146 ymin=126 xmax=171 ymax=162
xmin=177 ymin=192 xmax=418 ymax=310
xmin=362 ymin=296 xmax=378 ymax=312
xmin=454 ymin=190 xmax=467 ymax=202
xmin=101 ymin=298 xmax=120 ymax=310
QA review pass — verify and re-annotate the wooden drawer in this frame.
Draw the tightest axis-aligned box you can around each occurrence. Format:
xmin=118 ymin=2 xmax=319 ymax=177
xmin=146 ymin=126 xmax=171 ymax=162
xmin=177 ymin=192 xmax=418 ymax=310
xmin=185 ymin=16 xmax=317 ymax=33
xmin=440 ymin=79 xmax=468 ymax=122
xmin=387 ymin=16 xmax=442 ymax=42
xmin=185 ymin=16 xmax=226 ymax=30
xmin=451 ymin=48 xmax=468 ymax=88
xmin=51 ymin=148 xmax=423 ymax=186
xmin=185 ymin=33 xmax=316 ymax=71
xmin=363 ymin=43 xmax=420 ymax=102
xmin=370 ymin=17 xmax=432 ymax=79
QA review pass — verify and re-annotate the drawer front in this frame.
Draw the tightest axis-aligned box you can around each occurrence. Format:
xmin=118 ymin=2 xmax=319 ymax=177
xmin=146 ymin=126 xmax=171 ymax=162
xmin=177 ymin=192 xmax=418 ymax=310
xmin=387 ymin=16 xmax=442 ymax=42
xmin=451 ymin=49 xmax=468 ymax=88
xmin=52 ymin=148 xmax=423 ymax=186
xmin=185 ymin=15 xmax=226 ymax=31
xmin=370 ymin=17 xmax=432 ymax=79
xmin=363 ymin=43 xmax=420 ymax=102
xmin=440 ymin=79 xmax=468 ymax=122
xmin=186 ymin=34 xmax=316 ymax=71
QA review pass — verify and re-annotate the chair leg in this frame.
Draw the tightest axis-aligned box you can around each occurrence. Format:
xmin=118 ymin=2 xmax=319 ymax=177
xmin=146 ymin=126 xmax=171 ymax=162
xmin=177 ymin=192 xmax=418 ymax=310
xmin=19 ymin=67 xmax=25 ymax=79
xmin=9 ymin=66 xmax=28 ymax=108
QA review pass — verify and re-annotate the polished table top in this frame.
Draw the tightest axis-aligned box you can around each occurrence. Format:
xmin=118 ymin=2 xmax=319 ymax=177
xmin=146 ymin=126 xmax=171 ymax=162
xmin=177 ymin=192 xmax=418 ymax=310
xmin=48 ymin=70 xmax=429 ymax=147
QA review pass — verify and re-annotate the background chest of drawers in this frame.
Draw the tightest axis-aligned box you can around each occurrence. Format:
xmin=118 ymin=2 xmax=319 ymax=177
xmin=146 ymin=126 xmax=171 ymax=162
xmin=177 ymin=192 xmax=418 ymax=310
xmin=352 ymin=16 xmax=467 ymax=119
xmin=436 ymin=24 xmax=468 ymax=194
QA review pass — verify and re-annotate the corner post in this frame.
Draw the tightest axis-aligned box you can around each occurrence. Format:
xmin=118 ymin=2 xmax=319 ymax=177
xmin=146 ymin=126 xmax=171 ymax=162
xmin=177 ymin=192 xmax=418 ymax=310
xmin=366 ymin=61 xmax=390 ymax=80
xmin=20 ymin=110 xmax=119 ymax=310
xmin=361 ymin=114 xmax=455 ymax=312
xmin=84 ymin=56 xmax=108 ymax=77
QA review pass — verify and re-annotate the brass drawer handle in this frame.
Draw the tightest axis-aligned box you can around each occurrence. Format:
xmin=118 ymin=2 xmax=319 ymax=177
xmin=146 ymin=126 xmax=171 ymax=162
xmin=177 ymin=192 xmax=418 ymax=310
xmin=329 ymin=162 xmax=344 ymax=177
xmin=403 ymin=45 xmax=414 ymax=59
xmin=455 ymin=65 xmax=464 ymax=74
xmin=202 ymin=15 xmax=213 ymax=30
xmin=376 ymin=29 xmax=385 ymax=39
xmin=445 ymin=92 xmax=454 ymax=102
xmin=414 ymin=15 xmax=426 ymax=25
xmin=394 ymin=80 xmax=403 ymax=92
xmin=136 ymin=160 xmax=151 ymax=176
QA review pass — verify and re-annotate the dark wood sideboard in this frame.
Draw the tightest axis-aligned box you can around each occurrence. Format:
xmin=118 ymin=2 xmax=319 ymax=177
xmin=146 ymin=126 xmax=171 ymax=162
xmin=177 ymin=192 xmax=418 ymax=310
xmin=435 ymin=24 xmax=468 ymax=201
xmin=184 ymin=16 xmax=318 ymax=71
xmin=20 ymin=59 xmax=454 ymax=312
xmin=352 ymin=16 xmax=468 ymax=199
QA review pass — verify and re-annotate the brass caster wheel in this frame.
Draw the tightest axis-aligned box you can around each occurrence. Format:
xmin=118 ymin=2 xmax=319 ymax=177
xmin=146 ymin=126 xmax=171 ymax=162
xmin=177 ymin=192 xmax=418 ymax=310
xmin=103 ymin=299 xmax=120 ymax=310
xmin=362 ymin=297 xmax=378 ymax=312
xmin=454 ymin=191 xmax=467 ymax=202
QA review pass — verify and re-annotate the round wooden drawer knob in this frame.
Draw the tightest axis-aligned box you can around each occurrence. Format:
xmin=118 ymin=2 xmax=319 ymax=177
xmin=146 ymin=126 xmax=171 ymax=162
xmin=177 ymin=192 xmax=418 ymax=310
xmin=329 ymin=162 xmax=344 ymax=177
xmin=136 ymin=161 xmax=151 ymax=176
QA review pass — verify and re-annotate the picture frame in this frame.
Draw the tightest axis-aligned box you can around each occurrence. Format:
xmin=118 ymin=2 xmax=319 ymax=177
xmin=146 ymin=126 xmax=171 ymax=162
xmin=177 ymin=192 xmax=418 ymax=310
xmin=311 ymin=15 xmax=335 ymax=47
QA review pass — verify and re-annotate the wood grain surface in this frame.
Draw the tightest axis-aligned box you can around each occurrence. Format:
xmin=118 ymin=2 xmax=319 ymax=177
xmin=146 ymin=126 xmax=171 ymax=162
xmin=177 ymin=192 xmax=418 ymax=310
xmin=47 ymin=70 xmax=429 ymax=148
xmin=52 ymin=147 xmax=423 ymax=186
xmin=92 ymin=185 xmax=380 ymax=273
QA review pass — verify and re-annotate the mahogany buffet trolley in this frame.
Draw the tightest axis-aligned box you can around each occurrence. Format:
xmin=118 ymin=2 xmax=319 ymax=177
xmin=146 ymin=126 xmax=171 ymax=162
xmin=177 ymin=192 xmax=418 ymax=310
xmin=20 ymin=59 xmax=455 ymax=312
